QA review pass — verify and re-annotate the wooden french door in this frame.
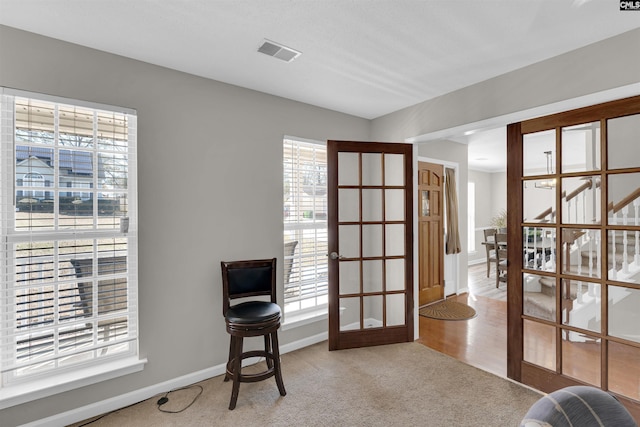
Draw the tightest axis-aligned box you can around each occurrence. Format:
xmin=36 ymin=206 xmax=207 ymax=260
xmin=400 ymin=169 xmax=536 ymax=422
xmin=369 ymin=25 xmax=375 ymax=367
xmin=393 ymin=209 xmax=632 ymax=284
xmin=418 ymin=161 xmax=445 ymax=306
xmin=327 ymin=140 xmax=413 ymax=351
xmin=507 ymin=95 xmax=640 ymax=420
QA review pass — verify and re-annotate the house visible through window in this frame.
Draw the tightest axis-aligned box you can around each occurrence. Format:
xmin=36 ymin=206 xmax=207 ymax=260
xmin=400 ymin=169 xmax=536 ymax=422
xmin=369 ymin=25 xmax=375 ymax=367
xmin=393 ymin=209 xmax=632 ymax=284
xmin=0 ymin=89 xmax=139 ymax=399
xmin=283 ymin=137 xmax=328 ymax=316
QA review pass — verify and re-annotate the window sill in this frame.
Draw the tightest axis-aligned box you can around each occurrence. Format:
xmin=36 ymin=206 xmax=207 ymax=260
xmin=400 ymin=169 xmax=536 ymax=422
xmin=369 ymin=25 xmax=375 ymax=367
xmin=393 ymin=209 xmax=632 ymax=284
xmin=0 ymin=356 xmax=147 ymax=410
xmin=282 ymin=307 xmax=328 ymax=330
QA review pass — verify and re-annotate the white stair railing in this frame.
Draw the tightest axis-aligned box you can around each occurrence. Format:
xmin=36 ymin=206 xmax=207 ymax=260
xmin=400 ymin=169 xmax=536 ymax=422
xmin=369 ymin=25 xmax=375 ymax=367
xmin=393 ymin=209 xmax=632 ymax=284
xmin=634 ymin=198 xmax=639 ymax=266
xmin=622 ymin=204 xmax=629 ymax=275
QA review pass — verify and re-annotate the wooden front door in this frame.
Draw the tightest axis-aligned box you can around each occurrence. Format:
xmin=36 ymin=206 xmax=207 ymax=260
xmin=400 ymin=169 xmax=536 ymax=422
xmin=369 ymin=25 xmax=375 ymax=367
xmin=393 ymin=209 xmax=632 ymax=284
xmin=418 ymin=161 xmax=445 ymax=307
xmin=327 ymin=140 xmax=413 ymax=351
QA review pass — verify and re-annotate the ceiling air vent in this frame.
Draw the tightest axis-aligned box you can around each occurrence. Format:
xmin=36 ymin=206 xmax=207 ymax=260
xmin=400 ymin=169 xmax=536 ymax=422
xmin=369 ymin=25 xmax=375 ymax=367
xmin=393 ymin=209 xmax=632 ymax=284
xmin=258 ymin=39 xmax=301 ymax=62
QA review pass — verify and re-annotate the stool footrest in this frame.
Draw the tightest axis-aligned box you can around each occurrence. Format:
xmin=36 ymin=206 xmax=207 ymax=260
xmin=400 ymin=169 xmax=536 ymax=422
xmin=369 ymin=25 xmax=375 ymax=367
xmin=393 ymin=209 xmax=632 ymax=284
xmin=226 ymin=350 xmax=278 ymax=383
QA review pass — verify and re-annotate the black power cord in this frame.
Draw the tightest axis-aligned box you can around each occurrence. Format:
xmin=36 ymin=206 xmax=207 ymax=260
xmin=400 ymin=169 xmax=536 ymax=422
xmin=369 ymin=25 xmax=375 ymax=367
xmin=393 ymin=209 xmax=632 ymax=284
xmin=77 ymin=384 xmax=204 ymax=425
xmin=156 ymin=384 xmax=204 ymax=413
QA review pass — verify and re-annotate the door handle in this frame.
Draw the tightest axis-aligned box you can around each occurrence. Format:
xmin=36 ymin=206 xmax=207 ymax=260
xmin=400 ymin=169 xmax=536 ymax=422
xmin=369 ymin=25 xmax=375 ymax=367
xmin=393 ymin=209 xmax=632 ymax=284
xmin=328 ymin=252 xmax=343 ymax=260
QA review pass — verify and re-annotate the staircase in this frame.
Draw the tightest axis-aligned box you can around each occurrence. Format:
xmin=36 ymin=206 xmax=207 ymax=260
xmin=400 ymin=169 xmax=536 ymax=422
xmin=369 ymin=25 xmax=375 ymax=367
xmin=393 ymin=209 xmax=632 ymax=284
xmin=522 ymin=185 xmax=640 ymax=333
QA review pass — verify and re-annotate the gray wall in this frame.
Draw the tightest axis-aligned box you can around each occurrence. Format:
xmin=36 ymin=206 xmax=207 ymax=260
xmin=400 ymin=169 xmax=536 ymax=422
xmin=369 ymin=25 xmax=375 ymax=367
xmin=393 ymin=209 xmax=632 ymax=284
xmin=0 ymin=25 xmax=370 ymax=425
xmin=468 ymin=169 xmax=493 ymax=264
xmin=467 ymin=170 xmax=507 ymax=265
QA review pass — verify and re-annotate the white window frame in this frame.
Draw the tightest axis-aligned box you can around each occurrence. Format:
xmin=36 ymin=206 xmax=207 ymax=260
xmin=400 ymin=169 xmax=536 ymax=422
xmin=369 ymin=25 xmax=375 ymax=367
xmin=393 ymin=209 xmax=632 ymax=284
xmin=0 ymin=88 xmax=144 ymax=409
xmin=282 ymin=137 xmax=328 ymax=324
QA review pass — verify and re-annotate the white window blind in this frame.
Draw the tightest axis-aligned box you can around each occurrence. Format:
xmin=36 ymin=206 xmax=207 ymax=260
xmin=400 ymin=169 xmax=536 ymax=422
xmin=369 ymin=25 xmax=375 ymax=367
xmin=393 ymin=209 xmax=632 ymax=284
xmin=283 ymin=138 xmax=328 ymax=314
xmin=0 ymin=89 xmax=138 ymax=388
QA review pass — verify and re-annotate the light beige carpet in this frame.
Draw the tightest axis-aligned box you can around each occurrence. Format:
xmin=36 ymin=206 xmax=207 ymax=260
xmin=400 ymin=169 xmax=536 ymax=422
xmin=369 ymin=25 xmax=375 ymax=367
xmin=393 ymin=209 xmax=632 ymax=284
xmin=72 ymin=341 xmax=543 ymax=427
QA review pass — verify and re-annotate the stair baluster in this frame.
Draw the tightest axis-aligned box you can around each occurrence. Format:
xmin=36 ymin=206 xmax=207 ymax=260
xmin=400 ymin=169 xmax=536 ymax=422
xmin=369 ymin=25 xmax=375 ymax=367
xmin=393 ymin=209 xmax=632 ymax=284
xmin=549 ymin=229 xmax=556 ymax=271
xmin=622 ymin=205 xmax=629 ymax=275
xmin=635 ymin=199 xmax=639 ymax=266
xmin=595 ymin=231 xmax=601 ymax=284
xmin=611 ymin=227 xmax=617 ymax=281
xmin=524 ymin=226 xmax=530 ymax=268
xmin=588 ymin=229 xmax=594 ymax=278
xmin=577 ymin=280 xmax=583 ymax=304
xmin=568 ymin=197 xmax=574 ymax=225
xmin=531 ymin=227 xmax=542 ymax=270
xmin=581 ymin=190 xmax=586 ymax=225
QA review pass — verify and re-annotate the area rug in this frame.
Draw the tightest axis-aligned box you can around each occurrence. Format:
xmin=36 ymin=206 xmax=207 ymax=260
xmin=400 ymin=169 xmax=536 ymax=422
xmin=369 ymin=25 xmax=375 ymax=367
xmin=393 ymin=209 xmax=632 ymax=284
xmin=419 ymin=299 xmax=477 ymax=320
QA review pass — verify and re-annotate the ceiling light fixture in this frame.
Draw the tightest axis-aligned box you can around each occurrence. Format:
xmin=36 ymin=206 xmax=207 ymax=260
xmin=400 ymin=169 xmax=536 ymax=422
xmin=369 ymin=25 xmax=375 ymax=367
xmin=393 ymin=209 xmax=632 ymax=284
xmin=535 ymin=150 xmax=556 ymax=190
xmin=257 ymin=39 xmax=302 ymax=63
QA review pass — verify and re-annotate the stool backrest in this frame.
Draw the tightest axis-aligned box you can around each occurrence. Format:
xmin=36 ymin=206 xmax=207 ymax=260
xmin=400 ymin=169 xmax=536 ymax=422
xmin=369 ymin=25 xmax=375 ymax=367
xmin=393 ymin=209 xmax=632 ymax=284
xmin=221 ymin=258 xmax=277 ymax=315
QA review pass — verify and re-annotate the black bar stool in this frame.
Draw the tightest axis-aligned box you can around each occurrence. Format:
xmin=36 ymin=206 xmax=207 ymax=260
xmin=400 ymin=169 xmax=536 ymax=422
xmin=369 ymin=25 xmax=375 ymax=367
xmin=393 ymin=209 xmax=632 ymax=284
xmin=220 ymin=258 xmax=286 ymax=410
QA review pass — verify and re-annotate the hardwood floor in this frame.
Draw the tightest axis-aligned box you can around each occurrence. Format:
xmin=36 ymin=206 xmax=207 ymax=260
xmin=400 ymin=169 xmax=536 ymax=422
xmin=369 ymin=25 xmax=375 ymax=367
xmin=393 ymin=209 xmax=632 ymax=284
xmin=417 ymin=263 xmax=507 ymax=377
xmin=417 ymin=264 xmax=640 ymax=415
xmin=417 ymin=292 xmax=507 ymax=378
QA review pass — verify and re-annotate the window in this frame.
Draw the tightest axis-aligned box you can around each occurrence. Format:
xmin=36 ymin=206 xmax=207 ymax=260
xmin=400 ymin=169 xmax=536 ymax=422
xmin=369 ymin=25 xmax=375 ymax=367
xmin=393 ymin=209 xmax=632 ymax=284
xmin=0 ymin=89 xmax=139 ymax=401
xmin=283 ymin=137 xmax=328 ymax=316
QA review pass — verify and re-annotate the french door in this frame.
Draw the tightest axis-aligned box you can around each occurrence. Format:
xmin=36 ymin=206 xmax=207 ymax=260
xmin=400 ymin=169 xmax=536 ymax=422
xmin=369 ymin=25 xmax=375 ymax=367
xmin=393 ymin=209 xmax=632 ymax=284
xmin=327 ymin=141 xmax=413 ymax=350
xmin=507 ymin=95 xmax=640 ymax=420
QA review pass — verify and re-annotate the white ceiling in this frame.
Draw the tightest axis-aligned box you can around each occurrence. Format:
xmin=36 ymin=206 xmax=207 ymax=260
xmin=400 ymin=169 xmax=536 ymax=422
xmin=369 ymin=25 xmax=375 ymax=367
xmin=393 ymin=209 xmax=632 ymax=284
xmin=1 ymin=0 xmax=639 ymax=170
xmin=456 ymin=127 xmax=508 ymax=173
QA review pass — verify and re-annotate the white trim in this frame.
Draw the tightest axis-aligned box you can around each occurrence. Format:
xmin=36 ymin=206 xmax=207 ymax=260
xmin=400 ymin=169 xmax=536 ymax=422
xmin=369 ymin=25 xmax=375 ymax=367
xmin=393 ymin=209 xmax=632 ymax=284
xmin=412 ymin=145 xmax=419 ymax=340
xmin=17 ymin=334 xmax=327 ymax=427
xmin=283 ymin=134 xmax=324 ymax=146
xmin=407 ymin=83 xmax=640 ymax=143
xmin=417 ymin=155 xmax=458 ymax=169
xmin=1 ymin=87 xmax=136 ymax=115
xmin=280 ymin=332 xmax=327 ymax=354
xmin=282 ymin=307 xmax=328 ymax=330
xmin=1 ymin=357 xmax=146 ymax=411
xmin=456 ymin=287 xmax=470 ymax=295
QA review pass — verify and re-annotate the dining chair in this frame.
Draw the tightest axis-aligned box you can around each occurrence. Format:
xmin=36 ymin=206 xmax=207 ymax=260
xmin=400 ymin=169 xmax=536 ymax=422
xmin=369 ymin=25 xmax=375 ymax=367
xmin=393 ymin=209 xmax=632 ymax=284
xmin=483 ymin=228 xmax=498 ymax=277
xmin=495 ymin=233 xmax=508 ymax=288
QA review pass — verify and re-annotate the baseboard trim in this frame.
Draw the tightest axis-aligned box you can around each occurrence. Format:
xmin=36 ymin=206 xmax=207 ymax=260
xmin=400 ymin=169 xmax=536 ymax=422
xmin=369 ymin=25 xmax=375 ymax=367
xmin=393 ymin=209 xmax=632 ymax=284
xmin=20 ymin=332 xmax=329 ymax=427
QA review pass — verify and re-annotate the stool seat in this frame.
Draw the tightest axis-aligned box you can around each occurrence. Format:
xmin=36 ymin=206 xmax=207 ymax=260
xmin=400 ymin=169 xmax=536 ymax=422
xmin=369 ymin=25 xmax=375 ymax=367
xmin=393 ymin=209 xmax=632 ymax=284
xmin=226 ymin=301 xmax=281 ymax=325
